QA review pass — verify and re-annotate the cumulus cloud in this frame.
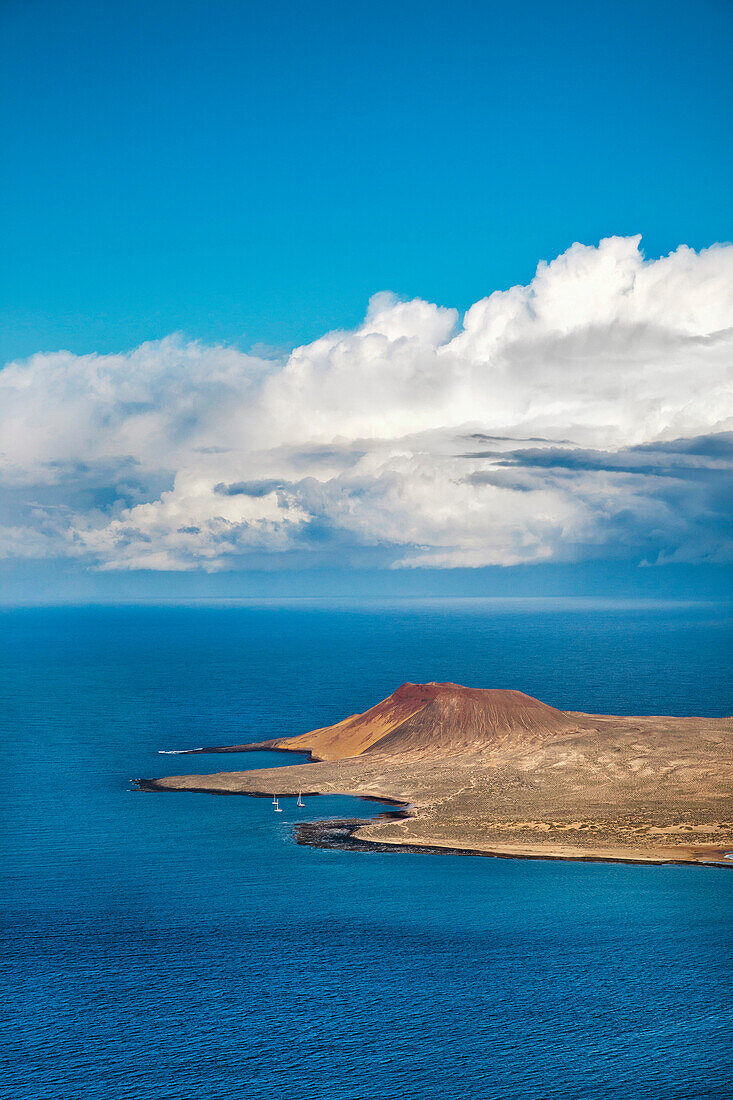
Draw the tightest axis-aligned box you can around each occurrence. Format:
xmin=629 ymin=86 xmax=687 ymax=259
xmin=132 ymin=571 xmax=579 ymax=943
xmin=1 ymin=236 xmax=731 ymax=571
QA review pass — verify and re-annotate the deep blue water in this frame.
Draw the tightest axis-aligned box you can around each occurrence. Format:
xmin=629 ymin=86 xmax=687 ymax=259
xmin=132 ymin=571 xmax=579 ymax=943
xmin=1 ymin=599 xmax=732 ymax=1100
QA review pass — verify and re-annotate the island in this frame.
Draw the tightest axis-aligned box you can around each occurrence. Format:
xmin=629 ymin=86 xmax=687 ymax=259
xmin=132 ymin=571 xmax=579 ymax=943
xmin=140 ymin=681 xmax=733 ymax=866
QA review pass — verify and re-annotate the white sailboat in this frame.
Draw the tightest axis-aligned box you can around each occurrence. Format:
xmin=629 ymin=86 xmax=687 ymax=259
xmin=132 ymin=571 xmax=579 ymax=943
xmin=274 ymin=797 xmax=283 ymax=812
xmin=297 ymin=792 xmax=304 ymax=807
xmin=272 ymin=793 xmax=277 ymax=804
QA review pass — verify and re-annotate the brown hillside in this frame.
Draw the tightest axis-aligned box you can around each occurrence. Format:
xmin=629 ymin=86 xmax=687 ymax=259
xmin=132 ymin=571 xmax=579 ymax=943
xmin=273 ymin=682 xmax=579 ymax=761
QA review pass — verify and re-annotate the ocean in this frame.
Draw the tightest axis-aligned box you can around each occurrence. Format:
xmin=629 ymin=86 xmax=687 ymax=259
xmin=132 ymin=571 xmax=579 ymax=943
xmin=1 ymin=599 xmax=731 ymax=1099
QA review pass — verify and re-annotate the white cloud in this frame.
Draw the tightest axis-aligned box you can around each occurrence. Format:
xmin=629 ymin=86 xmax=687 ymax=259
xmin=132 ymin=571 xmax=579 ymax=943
xmin=1 ymin=236 xmax=731 ymax=571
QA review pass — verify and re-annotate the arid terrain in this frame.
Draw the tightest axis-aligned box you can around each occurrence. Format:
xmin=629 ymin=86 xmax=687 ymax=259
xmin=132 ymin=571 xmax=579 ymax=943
xmin=142 ymin=682 xmax=733 ymax=866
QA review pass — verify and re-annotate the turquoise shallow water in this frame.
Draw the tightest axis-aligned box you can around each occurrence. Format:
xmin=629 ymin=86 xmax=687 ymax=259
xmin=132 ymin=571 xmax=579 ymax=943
xmin=1 ymin=600 xmax=732 ymax=1099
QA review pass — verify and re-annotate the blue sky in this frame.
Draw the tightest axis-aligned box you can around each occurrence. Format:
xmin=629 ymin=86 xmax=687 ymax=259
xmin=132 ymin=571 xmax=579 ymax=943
xmin=1 ymin=0 xmax=731 ymax=361
xmin=0 ymin=0 xmax=731 ymax=600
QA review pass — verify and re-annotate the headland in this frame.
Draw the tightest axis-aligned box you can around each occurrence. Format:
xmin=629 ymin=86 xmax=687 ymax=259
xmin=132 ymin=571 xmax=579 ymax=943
xmin=141 ymin=682 xmax=733 ymax=867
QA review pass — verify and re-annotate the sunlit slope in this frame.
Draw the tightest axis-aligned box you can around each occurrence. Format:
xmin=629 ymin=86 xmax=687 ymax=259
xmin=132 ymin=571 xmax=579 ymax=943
xmin=274 ymin=682 xmax=580 ymax=761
